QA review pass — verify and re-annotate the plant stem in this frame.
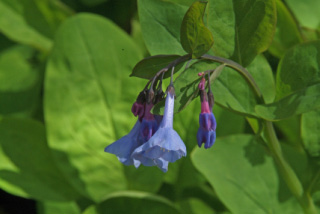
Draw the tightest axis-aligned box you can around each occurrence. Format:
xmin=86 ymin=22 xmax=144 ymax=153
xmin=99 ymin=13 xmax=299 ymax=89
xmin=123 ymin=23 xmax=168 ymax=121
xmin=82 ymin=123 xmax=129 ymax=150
xmin=264 ymin=121 xmax=318 ymax=214
xmin=201 ymin=54 xmax=262 ymax=98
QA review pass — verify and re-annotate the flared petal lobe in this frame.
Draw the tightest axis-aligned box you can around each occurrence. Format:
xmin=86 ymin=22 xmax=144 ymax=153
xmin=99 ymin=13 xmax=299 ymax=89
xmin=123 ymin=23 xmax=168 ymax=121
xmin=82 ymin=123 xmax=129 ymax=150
xmin=104 ymin=121 xmax=142 ymax=165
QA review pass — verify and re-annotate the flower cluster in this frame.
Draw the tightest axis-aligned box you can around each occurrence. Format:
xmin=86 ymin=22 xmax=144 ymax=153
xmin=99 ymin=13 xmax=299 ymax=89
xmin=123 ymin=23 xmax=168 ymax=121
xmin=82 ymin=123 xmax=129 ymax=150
xmin=105 ymin=73 xmax=217 ymax=172
xmin=105 ymin=85 xmax=186 ymax=172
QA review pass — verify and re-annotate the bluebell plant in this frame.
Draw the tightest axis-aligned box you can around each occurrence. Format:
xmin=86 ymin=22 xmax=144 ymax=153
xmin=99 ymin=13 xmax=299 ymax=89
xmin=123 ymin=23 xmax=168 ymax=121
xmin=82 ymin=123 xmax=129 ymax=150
xmin=105 ymin=63 xmax=219 ymax=172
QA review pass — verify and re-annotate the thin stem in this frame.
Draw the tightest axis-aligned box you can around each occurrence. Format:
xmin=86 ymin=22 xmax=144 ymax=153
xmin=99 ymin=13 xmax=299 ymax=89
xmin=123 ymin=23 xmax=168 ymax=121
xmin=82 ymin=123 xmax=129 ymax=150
xmin=170 ymin=66 xmax=175 ymax=85
xmin=150 ymin=54 xmax=192 ymax=89
xmin=201 ymin=54 xmax=262 ymax=98
xmin=264 ymin=121 xmax=318 ymax=214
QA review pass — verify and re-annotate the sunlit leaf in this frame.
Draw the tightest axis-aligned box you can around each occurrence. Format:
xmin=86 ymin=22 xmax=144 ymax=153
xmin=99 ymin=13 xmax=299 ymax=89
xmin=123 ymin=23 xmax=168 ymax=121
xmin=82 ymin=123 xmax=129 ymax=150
xmin=45 ymin=13 xmax=146 ymax=202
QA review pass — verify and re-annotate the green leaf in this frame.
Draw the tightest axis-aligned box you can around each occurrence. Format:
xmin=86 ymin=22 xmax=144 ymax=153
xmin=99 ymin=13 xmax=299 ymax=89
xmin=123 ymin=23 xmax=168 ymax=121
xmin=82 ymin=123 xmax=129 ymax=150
xmin=45 ymin=13 xmax=145 ymax=202
xmin=37 ymin=201 xmax=80 ymax=214
xmin=284 ymin=0 xmax=320 ymax=29
xmin=274 ymin=116 xmax=302 ymax=148
xmin=83 ymin=191 xmax=182 ymax=214
xmin=0 ymin=45 xmax=41 ymax=117
xmin=247 ymin=54 xmax=275 ymax=104
xmin=276 ymin=41 xmax=320 ymax=99
xmin=0 ymin=118 xmax=80 ymax=201
xmin=206 ymin=0 xmax=235 ymax=58
xmin=268 ymin=0 xmax=302 ymax=58
xmin=0 ymin=0 xmax=70 ymax=52
xmin=138 ymin=0 xmax=187 ymax=55
xmin=301 ymin=109 xmax=320 ymax=157
xmin=138 ymin=0 xmax=236 ymax=58
xmin=255 ymin=83 xmax=320 ymax=121
xmin=231 ymin=0 xmax=276 ymax=67
xmin=180 ymin=1 xmax=214 ymax=58
xmin=191 ymin=134 xmax=302 ymax=214
xmin=131 ymin=55 xmax=182 ymax=79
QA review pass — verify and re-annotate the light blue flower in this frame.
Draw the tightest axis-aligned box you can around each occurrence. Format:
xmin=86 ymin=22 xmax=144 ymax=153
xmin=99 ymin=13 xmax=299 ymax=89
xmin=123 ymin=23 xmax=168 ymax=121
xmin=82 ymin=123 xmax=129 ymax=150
xmin=132 ymin=86 xmax=187 ymax=172
xmin=104 ymin=121 xmax=142 ymax=165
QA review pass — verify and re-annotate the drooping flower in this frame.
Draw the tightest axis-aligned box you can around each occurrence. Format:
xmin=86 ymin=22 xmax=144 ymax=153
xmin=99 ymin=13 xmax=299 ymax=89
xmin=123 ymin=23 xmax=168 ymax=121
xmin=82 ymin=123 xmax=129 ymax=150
xmin=104 ymin=120 xmax=142 ymax=165
xmin=132 ymin=85 xmax=187 ymax=172
xmin=196 ymin=76 xmax=217 ymax=149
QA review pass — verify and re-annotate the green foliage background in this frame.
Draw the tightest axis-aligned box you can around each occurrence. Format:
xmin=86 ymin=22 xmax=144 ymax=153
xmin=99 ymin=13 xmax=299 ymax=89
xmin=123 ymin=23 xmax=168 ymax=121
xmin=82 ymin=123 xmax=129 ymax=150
xmin=1 ymin=0 xmax=320 ymax=213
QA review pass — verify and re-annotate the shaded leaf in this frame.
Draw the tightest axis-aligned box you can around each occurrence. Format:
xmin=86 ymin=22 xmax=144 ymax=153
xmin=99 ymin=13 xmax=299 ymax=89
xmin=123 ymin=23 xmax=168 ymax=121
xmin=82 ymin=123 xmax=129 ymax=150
xmin=255 ymin=83 xmax=320 ymax=121
xmin=0 ymin=45 xmax=41 ymax=116
xmin=138 ymin=0 xmax=187 ymax=55
xmin=37 ymin=201 xmax=80 ymax=214
xmin=268 ymin=0 xmax=302 ymax=58
xmin=138 ymin=0 xmax=236 ymax=57
xmin=206 ymin=0 xmax=235 ymax=58
xmin=301 ymin=109 xmax=320 ymax=157
xmin=0 ymin=118 xmax=80 ymax=201
xmin=180 ymin=1 xmax=214 ymax=58
xmin=231 ymin=0 xmax=276 ymax=67
xmin=131 ymin=55 xmax=181 ymax=79
xmin=276 ymin=41 xmax=320 ymax=99
xmin=0 ymin=0 xmax=70 ymax=51
xmin=83 ymin=191 xmax=182 ymax=214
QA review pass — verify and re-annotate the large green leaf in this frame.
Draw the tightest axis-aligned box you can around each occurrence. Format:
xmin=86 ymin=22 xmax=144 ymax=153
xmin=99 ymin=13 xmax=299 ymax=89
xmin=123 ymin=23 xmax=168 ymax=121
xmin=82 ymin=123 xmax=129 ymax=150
xmin=231 ymin=0 xmax=276 ymax=67
xmin=180 ymin=1 xmax=213 ymax=58
xmin=138 ymin=0 xmax=236 ymax=58
xmin=138 ymin=0 xmax=187 ymax=55
xmin=83 ymin=191 xmax=182 ymax=214
xmin=0 ymin=45 xmax=41 ymax=117
xmin=301 ymin=109 xmax=320 ymax=157
xmin=268 ymin=0 xmax=302 ymax=58
xmin=284 ymin=0 xmax=320 ymax=29
xmin=191 ymin=134 xmax=302 ymax=214
xmin=255 ymin=83 xmax=320 ymax=121
xmin=206 ymin=0 xmax=235 ymax=58
xmin=45 ymin=13 xmax=146 ymax=202
xmin=276 ymin=41 xmax=320 ymax=99
xmin=0 ymin=118 xmax=80 ymax=201
xmin=0 ymin=0 xmax=70 ymax=52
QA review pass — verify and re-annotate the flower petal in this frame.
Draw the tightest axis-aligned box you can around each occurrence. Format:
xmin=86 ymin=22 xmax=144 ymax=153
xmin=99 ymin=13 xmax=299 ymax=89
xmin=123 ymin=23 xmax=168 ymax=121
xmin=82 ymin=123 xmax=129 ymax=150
xmin=134 ymin=128 xmax=187 ymax=163
xmin=104 ymin=121 xmax=141 ymax=165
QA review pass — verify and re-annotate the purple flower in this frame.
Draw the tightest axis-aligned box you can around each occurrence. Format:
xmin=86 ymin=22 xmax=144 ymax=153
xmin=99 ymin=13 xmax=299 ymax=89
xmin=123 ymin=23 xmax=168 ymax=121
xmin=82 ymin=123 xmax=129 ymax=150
xmin=197 ymin=77 xmax=217 ymax=149
xmin=131 ymin=86 xmax=187 ymax=172
xmin=104 ymin=121 xmax=142 ymax=165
